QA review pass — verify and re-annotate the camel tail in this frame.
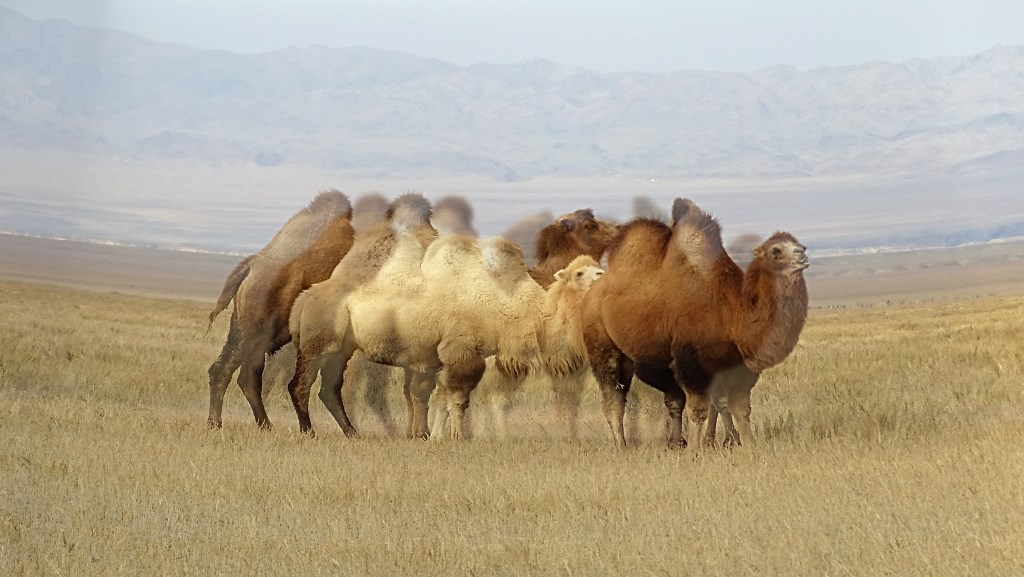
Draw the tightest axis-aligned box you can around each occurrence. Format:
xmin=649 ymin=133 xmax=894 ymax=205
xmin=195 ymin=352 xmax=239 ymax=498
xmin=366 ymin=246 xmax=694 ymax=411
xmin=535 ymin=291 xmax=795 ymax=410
xmin=207 ymin=255 xmax=255 ymax=332
xmin=289 ymin=289 xmax=311 ymax=346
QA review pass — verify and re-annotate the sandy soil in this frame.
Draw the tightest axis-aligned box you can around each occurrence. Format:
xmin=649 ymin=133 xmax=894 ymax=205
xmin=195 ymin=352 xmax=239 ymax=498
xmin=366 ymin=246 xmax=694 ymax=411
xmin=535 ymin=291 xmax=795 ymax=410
xmin=2 ymin=233 xmax=1023 ymax=307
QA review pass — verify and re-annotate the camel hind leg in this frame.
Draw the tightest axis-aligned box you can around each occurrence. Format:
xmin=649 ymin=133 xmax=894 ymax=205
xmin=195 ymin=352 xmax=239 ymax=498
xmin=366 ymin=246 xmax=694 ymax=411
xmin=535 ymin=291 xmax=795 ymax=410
xmin=207 ymin=311 xmax=244 ymax=428
xmin=589 ymin=346 xmax=632 ymax=449
xmin=237 ymin=344 xmax=271 ymax=429
xmin=405 ymin=369 xmax=436 ymax=439
xmin=318 ymin=349 xmax=358 ymax=436
xmin=673 ymin=348 xmax=712 ymax=450
xmin=441 ymin=356 xmax=486 ymax=441
xmin=287 ymin=344 xmax=323 ymax=435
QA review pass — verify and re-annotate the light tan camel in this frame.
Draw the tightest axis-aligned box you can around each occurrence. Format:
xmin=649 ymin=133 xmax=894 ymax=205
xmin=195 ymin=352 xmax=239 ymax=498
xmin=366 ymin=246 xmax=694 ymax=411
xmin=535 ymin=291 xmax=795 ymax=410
xmin=287 ymin=193 xmax=437 ymax=434
xmin=431 ymin=210 xmax=618 ymax=439
xmin=292 ymin=228 xmax=547 ymax=440
xmin=206 ymin=189 xmax=354 ymax=429
xmin=582 ymin=198 xmax=809 ymax=448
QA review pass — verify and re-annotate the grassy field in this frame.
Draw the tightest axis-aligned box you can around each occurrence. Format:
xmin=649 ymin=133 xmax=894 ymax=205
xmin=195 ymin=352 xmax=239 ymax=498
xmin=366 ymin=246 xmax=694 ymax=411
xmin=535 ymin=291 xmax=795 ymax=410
xmin=1 ymin=280 xmax=1022 ymax=576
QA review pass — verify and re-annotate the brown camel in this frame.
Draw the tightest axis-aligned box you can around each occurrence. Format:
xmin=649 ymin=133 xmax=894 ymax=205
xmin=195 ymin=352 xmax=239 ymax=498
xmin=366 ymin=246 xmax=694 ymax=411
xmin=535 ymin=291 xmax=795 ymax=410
xmin=206 ymin=189 xmax=355 ymax=429
xmin=582 ymin=198 xmax=809 ymax=448
xmin=287 ymin=192 xmax=437 ymax=435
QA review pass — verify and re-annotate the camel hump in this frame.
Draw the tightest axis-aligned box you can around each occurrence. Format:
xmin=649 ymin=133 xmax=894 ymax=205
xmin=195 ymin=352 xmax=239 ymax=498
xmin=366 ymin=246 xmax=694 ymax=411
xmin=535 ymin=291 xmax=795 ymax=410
xmin=386 ymin=192 xmax=433 ymax=233
xmin=481 ymin=236 xmax=527 ymax=275
xmin=307 ymin=189 xmax=352 ymax=219
xmin=665 ymin=198 xmax=726 ymax=273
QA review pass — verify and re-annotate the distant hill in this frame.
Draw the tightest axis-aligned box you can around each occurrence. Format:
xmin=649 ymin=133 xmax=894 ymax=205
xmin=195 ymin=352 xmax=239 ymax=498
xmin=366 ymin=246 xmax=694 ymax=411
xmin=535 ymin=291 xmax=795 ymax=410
xmin=2 ymin=5 xmax=1023 ymax=182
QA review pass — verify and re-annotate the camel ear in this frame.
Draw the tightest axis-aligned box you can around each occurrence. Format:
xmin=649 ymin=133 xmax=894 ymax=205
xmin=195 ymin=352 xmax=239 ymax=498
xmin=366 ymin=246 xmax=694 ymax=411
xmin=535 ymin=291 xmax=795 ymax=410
xmin=671 ymin=198 xmax=693 ymax=226
xmin=553 ymin=269 xmax=566 ymax=282
xmin=559 ymin=217 xmax=577 ymax=231
xmin=752 ymin=246 xmax=764 ymax=258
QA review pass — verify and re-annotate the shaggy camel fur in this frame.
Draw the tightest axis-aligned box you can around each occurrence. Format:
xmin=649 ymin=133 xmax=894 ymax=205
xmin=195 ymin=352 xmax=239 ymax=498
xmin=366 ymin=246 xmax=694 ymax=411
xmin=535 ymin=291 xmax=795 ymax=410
xmin=206 ymin=189 xmax=354 ymax=429
xmin=582 ymin=198 xmax=809 ymax=448
xmin=287 ymin=193 xmax=437 ymax=435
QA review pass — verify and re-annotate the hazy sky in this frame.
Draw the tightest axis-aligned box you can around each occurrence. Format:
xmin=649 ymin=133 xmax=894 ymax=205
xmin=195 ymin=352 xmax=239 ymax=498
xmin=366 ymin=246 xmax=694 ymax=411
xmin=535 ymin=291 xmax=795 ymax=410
xmin=3 ymin=0 xmax=1023 ymax=72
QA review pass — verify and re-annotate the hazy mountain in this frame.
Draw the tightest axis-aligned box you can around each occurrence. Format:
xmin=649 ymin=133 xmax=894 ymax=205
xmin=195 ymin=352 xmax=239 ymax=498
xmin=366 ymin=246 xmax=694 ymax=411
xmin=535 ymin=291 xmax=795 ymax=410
xmin=2 ymin=5 xmax=1023 ymax=182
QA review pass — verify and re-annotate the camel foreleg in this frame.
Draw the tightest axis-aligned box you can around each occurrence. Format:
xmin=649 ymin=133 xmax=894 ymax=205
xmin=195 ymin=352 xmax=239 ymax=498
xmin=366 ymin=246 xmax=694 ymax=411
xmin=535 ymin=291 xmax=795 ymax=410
xmin=318 ymin=350 xmax=358 ymax=437
xmin=442 ymin=356 xmax=486 ymax=441
xmin=406 ymin=369 xmax=436 ymax=440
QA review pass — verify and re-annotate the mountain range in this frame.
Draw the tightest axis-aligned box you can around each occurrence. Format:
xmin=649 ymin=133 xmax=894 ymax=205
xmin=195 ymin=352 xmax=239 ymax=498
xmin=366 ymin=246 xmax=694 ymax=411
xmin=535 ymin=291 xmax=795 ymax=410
xmin=3 ymin=5 xmax=1023 ymax=182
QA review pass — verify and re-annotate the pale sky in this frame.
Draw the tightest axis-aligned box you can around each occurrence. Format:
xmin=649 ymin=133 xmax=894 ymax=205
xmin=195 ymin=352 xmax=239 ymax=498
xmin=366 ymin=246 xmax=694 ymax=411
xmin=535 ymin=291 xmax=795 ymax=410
xmin=3 ymin=0 xmax=1023 ymax=72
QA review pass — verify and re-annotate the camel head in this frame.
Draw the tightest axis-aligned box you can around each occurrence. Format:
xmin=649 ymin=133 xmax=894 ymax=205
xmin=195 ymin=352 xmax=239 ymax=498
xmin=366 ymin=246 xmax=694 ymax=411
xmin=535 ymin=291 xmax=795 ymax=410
xmin=752 ymin=232 xmax=809 ymax=275
xmin=385 ymin=192 xmax=434 ymax=233
xmin=553 ymin=255 xmax=604 ymax=291
xmin=536 ymin=209 xmax=618 ymax=261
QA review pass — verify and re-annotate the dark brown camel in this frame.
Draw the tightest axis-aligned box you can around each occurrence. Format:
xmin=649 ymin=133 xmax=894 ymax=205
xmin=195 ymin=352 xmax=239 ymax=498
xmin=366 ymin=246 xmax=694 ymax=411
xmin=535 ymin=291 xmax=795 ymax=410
xmin=582 ymin=198 xmax=809 ymax=448
xmin=207 ymin=189 xmax=355 ymax=429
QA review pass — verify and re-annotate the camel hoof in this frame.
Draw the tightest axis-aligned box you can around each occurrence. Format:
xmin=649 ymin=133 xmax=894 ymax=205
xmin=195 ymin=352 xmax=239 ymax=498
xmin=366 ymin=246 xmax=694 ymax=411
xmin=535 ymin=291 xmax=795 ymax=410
xmin=207 ymin=419 xmax=223 ymax=430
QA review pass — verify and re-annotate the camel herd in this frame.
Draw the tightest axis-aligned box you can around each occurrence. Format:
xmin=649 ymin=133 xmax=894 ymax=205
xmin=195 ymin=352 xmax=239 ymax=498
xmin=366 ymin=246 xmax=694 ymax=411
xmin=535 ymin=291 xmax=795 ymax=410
xmin=207 ymin=190 xmax=809 ymax=449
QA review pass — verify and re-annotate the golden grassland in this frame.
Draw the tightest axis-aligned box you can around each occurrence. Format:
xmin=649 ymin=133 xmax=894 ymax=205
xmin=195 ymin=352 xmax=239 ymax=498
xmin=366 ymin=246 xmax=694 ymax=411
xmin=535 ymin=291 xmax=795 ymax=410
xmin=1 ymin=279 xmax=1022 ymax=576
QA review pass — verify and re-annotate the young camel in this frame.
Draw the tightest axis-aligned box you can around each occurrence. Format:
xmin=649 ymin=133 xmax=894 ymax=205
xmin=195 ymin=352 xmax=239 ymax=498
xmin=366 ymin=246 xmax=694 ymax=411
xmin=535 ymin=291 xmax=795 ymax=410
xmin=287 ymin=193 xmax=437 ymax=435
xmin=206 ymin=189 xmax=354 ymax=429
xmin=582 ymin=198 xmax=809 ymax=448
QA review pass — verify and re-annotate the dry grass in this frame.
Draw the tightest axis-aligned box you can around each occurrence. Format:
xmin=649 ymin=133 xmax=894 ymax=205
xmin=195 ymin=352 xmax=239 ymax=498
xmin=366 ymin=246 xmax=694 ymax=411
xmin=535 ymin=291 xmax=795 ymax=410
xmin=1 ymin=280 xmax=1022 ymax=576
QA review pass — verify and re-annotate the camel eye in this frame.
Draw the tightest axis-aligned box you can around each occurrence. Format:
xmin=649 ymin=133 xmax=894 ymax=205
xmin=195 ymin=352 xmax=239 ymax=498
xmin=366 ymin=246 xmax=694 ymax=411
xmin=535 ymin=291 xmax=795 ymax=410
xmin=575 ymin=271 xmax=583 ymax=278
xmin=771 ymin=247 xmax=781 ymax=257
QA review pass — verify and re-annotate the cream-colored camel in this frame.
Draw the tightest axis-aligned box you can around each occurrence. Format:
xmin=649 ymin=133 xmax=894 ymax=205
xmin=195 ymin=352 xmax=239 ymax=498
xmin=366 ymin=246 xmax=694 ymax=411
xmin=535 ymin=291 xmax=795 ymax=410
xmin=292 ymin=229 xmax=547 ymax=440
xmin=428 ymin=254 xmax=605 ymax=440
xmin=287 ymin=192 xmax=437 ymax=435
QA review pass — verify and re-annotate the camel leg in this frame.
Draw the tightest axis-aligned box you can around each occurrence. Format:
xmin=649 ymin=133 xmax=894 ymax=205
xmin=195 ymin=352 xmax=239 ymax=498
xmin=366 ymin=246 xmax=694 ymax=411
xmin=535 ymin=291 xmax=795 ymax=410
xmin=552 ymin=371 xmax=586 ymax=441
xmin=358 ymin=354 xmax=397 ymax=437
xmin=429 ymin=385 xmax=449 ymax=441
xmin=590 ymin=348 xmax=631 ymax=448
xmin=673 ymin=349 xmax=712 ymax=450
xmin=407 ymin=369 xmax=436 ymax=440
xmin=443 ymin=356 xmax=486 ymax=441
xmin=237 ymin=347 xmax=271 ymax=430
xmin=318 ymin=350 xmax=358 ymax=436
xmin=402 ymin=368 xmax=415 ymax=439
xmin=663 ymin=388 xmax=686 ymax=449
xmin=287 ymin=343 xmax=322 ymax=435
xmin=720 ymin=365 xmax=759 ymax=446
xmin=207 ymin=314 xmax=244 ymax=428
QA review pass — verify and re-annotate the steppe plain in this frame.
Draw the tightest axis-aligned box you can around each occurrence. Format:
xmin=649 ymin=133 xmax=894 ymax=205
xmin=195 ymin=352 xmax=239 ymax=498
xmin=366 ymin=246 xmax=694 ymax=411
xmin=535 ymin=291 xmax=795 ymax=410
xmin=1 ymin=231 xmax=1022 ymax=576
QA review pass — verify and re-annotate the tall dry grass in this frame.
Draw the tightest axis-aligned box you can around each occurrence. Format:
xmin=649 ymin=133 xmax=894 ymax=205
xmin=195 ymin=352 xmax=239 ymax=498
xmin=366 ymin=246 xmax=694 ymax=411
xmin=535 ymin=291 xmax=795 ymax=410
xmin=1 ymin=280 xmax=1022 ymax=576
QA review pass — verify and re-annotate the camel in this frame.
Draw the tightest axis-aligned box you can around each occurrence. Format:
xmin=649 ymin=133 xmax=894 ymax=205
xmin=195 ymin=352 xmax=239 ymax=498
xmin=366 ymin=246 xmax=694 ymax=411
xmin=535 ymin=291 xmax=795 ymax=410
xmin=291 ymin=226 xmax=548 ymax=440
xmin=287 ymin=192 xmax=437 ymax=435
xmin=582 ymin=198 xmax=809 ymax=448
xmin=539 ymin=255 xmax=605 ymax=438
xmin=206 ymin=189 xmax=355 ymax=429
xmin=429 ymin=210 xmax=618 ymax=439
